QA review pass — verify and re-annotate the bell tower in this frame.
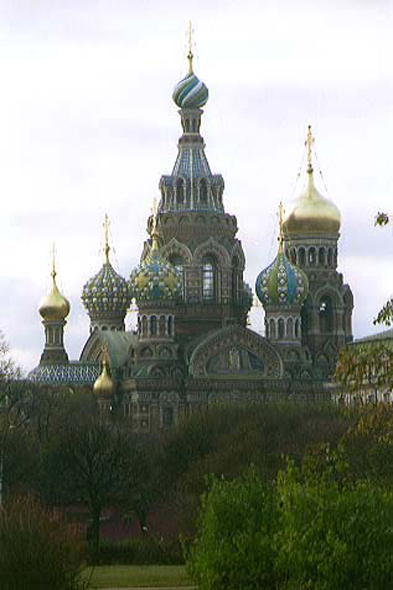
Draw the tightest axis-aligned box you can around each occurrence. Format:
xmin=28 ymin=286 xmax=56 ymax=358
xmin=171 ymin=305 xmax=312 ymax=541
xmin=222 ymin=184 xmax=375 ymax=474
xmin=283 ymin=126 xmax=353 ymax=377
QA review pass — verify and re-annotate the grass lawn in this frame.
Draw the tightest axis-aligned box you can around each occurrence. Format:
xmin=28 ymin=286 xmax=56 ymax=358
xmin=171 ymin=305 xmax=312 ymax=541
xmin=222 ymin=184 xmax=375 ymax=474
xmin=83 ymin=564 xmax=194 ymax=588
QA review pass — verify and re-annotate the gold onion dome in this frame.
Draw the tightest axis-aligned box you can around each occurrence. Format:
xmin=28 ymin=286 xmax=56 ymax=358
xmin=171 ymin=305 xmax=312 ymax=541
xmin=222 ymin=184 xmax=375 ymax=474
xmin=172 ymin=25 xmax=209 ymax=109
xmin=93 ymin=358 xmax=114 ymax=398
xmin=39 ymin=257 xmax=70 ymax=322
xmin=283 ymin=126 xmax=341 ymax=237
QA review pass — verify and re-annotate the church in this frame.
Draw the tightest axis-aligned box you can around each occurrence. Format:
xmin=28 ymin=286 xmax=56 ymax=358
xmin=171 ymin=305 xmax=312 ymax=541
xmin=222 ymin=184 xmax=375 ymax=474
xmin=28 ymin=45 xmax=354 ymax=431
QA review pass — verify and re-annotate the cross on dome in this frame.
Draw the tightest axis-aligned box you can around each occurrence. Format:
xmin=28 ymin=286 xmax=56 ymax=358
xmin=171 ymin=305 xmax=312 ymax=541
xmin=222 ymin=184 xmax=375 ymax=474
xmin=305 ymin=124 xmax=315 ymax=173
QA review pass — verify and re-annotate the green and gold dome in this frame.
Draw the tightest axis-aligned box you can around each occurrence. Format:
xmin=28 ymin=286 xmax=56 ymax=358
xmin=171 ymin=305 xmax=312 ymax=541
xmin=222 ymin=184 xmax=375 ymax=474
xmin=283 ymin=126 xmax=341 ymax=237
xmin=130 ymin=221 xmax=182 ymax=303
xmin=82 ymin=216 xmax=130 ymax=320
xmin=256 ymin=205 xmax=309 ymax=310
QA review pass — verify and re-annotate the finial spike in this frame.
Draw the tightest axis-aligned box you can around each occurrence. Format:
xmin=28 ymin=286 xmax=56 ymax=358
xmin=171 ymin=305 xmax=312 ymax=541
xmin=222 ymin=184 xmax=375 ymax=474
xmin=150 ymin=198 xmax=160 ymax=251
xmin=101 ymin=342 xmax=109 ymax=365
xmin=278 ymin=202 xmax=285 ymax=244
xmin=305 ymin=124 xmax=314 ymax=174
xmin=103 ymin=214 xmax=110 ymax=264
xmin=51 ymin=241 xmax=57 ymax=281
xmin=187 ymin=20 xmax=194 ymax=74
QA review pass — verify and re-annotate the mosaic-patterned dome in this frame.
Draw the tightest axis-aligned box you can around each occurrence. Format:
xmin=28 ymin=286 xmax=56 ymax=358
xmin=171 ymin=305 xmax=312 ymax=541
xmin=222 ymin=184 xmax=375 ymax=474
xmin=256 ymin=243 xmax=309 ymax=310
xmin=130 ymin=242 xmax=182 ymax=303
xmin=82 ymin=261 xmax=130 ymax=318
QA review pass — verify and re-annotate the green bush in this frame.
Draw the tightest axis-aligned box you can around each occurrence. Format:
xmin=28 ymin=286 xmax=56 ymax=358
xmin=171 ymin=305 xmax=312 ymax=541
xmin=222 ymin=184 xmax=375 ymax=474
xmin=185 ymin=469 xmax=279 ymax=590
xmin=0 ymin=496 xmax=86 ymax=590
xmin=93 ymin=535 xmax=183 ymax=565
xmin=276 ymin=459 xmax=393 ymax=590
xmin=186 ymin=460 xmax=393 ymax=590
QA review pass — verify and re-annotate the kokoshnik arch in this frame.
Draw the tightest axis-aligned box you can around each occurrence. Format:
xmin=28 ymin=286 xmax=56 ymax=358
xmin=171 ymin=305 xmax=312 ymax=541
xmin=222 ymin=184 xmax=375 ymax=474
xmin=28 ymin=42 xmax=354 ymax=431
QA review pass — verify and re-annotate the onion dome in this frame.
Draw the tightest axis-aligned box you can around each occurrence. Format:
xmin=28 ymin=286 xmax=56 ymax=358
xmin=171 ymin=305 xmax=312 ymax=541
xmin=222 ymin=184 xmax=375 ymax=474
xmin=93 ymin=357 xmax=114 ymax=398
xmin=82 ymin=261 xmax=130 ymax=317
xmin=256 ymin=204 xmax=309 ymax=310
xmin=39 ymin=256 xmax=70 ymax=322
xmin=256 ymin=242 xmax=309 ymax=310
xmin=81 ymin=216 xmax=131 ymax=319
xmin=130 ymin=219 xmax=182 ymax=303
xmin=172 ymin=44 xmax=209 ymax=109
xmin=283 ymin=126 xmax=341 ymax=237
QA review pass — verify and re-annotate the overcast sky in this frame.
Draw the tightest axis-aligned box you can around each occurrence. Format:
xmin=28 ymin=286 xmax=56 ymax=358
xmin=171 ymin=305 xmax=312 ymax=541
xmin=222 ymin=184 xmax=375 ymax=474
xmin=0 ymin=0 xmax=392 ymax=373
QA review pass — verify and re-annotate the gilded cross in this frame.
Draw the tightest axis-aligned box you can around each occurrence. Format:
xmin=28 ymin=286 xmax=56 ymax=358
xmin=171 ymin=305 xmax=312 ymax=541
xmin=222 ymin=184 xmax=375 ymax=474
xmin=305 ymin=124 xmax=314 ymax=173
xmin=103 ymin=213 xmax=110 ymax=263
xmin=187 ymin=20 xmax=194 ymax=73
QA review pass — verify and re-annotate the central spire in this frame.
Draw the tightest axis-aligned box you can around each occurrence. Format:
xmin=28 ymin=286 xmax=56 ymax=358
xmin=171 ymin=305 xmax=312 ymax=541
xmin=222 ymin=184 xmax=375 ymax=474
xmin=159 ymin=32 xmax=224 ymax=214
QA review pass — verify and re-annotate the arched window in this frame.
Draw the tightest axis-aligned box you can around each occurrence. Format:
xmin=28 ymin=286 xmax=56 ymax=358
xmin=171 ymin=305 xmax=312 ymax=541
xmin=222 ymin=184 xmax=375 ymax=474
xmin=327 ymin=248 xmax=333 ymax=267
xmin=318 ymin=247 xmax=326 ymax=266
xmin=287 ymin=318 xmax=293 ymax=338
xmin=308 ymin=247 xmax=316 ymax=266
xmin=176 ymin=178 xmax=185 ymax=204
xmin=232 ymin=257 xmax=239 ymax=304
xmin=159 ymin=315 xmax=166 ymax=336
xmin=167 ymin=316 xmax=173 ymax=336
xmin=319 ymin=295 xmax=334 ymax=333
xmin=169 ymin=255 xmax=184 ymax=296
xmin=300 ymin=294 xmax=311 ymax=337
xmin=298 ymin=247 xmax=306 ymax=267
xmin=150 ymin=315 xmax=157 ymax=336
xmin=269 ymin=318 xmax=276 ymax=338
xmin=278 ymin=318 xmax=285 ymax=339
xmin=200 ymin=179 xmax=208 ymax=204
xmin=295 ymin=319 xmax=300 ymax=338
xmin=141 ymin=316 xmax=148 ymax=337
xmin=202 ymin=256 xmax=216 ymax=302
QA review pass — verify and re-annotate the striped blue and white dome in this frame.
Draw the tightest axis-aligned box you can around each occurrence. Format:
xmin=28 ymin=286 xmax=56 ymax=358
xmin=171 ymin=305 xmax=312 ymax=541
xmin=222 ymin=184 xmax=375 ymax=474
xmin=173 ymin=71 xmax=209 ymax=109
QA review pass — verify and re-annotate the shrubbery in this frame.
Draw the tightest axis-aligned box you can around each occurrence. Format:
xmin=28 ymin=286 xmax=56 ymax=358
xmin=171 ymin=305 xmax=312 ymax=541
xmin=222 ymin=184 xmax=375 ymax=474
xmin=186 ymin=470 xmax=278 ymax=590
xmin=0 ymin=496 xmax=86 ymax=590
xmin=92 ymin=535 xmax=183 ymax=565
xmin=187 ymin=460 xmax=393 ymax=590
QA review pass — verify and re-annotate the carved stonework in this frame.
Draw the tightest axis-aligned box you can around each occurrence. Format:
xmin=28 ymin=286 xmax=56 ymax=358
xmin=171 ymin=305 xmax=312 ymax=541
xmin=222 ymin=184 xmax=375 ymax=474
xmin=189 ymin=325 xmax=283 ymax=378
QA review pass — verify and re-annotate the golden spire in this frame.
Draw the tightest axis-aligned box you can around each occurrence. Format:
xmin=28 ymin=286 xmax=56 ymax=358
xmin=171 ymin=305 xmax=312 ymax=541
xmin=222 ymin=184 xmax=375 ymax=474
xmin=187 ymin=20 xmax=194 ymax=74
xmin=279 ymin=201 xmax=285 ymax=240
xmin=103 ymin=213 xmax=110 ymax=264
xmin=51 ymin=241 xmax=57 ymax=282
xmin=278 ymin=201 xmax=285 ymax=250
xmin=305 ymin=124 xmax=315 ymax=174
xmin=150 ymin=197 xmax=160 ymax=252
